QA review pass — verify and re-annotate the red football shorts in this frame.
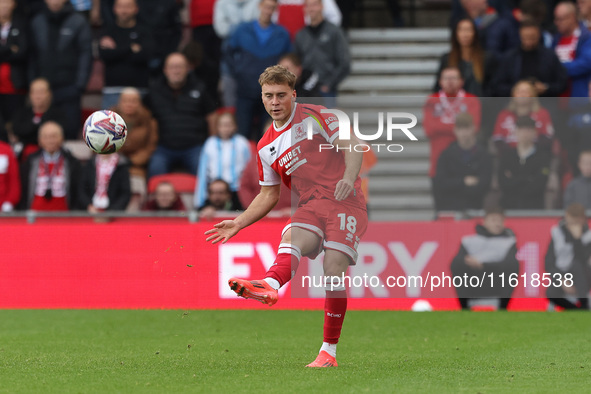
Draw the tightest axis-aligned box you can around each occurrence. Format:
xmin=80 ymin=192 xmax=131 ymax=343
xmin=282 ymin=197 xmax=368 ymax=264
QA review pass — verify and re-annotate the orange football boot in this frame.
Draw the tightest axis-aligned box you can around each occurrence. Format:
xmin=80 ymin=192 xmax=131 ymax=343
xmin=228 ymin=278 xmax=278 ymax=306
xmin=306 ymin=351 xmax=338 ymax=367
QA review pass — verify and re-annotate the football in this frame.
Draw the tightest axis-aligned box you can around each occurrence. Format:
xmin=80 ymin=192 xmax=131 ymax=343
xmin=83 ymin=110 xmax=127 ymax=154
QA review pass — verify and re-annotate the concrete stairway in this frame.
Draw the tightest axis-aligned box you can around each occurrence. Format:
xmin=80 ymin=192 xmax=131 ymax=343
xmin=337 ymin=28 xmax=450 ymax=221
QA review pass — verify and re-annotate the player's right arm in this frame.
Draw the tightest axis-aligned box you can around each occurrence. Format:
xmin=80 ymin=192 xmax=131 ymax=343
xmin=204 ymin=184 xmax=281 ymax=244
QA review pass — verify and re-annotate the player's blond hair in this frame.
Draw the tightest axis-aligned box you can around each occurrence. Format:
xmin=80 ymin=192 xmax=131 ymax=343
xmin=258 ymin=65 xmax=296 ymax=90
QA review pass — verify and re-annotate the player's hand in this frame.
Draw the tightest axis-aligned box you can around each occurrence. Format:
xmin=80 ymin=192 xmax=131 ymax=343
xmin=334 ymin=179 xmax=354 ymax=201
xmin=204 ymin=220 xmax=240 ymax=244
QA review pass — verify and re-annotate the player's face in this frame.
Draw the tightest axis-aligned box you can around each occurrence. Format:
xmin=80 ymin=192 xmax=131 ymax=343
xmin=38 ymin=124 xmax=64 ymax=154
xmin=261 ymin=83 xmax=295 ymax=127
xmin=114 ymin=0 xmax=138 ymax=23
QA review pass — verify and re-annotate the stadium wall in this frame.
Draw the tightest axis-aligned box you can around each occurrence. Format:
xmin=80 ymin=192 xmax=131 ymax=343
xmin=0 ymin=218 xmax=562 ymax=311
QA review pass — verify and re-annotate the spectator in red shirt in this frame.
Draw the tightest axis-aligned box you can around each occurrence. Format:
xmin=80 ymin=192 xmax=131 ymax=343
xmin=0 ymin=138 xmax=20 ymax=211
xmin=424 ymin=66 xmax=481 ymax=178
xmin=20 ymin=121 xmax=80 ymax=211
xmin=492 ymin=80 xmax=554 ymax=154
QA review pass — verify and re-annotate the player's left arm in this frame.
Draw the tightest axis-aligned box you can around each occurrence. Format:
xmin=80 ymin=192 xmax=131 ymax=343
xmin=332 ymin=135 xmax=363 ymax=201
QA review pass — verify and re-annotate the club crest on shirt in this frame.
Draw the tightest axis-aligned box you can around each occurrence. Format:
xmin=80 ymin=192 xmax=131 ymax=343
xmin=293 ymin=123 xmax=306 ymax=142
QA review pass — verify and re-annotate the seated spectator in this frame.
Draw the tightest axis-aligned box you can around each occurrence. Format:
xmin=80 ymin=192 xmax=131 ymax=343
xmin=226 ymin=0 xmax=291 ymax=139
xmin=545 ymin=202 xmax=591 ymax=310
xmin=492 ymin=80 xmax=554 ymax=154
xmin=553 ymin=1 xmax=591 ymax=99
xmin=0 ymin=0 xmax=27 ymax=124
xmin=29 ymin=0 xmax=92 ymax=140
xmin=491 ymin=20 xmax=568 ymax=97
xmin=434 ymin=18 xmax=496 ymax=96
xmin=198 ymin=178 xmax=242 ymax=220
xmin=194 ymin=111 xmax=250 ymax=209
xmin=456 ymin=0 xmax=519 ymax=57
xmin=294 ymin=0 xmax=349 ymax=108
xmin=20 ymin=121 xmax=80 ymax=210
xmin=142 ymin=180 xmax=185 ymax=211
xmin=98 ymin=0 xmax=153 ymax=109
xmin=424 ymin=67 xmax=481 ymax=179
xmin=137 ymin=0 xmax=181 ymax=75
xmin=278 ymin=53 xmax=320 ymax=98
xmin=450 ymin=206 xmax=519 ymax=310
xmin=433 ymin=112 xmax=492 ymax=211
xmin=145 ymin=52 xmax=217 ymax=178
xmin=112 ymin=88 xmax=157 ymax=209
xmin=77 ymin=153 xmax=131 ymax=212
xmin=517 ymin=0 xmax=553 ymax=47
xmin=498 ymin=116 xmax=551 ymax=210
xmin=564 ymin=150 xmax=591 ymax=209
xmin=12 ymin=78 xmax=66 ymax=162
xmin=0 ymin=138 xmax=20 ymax=211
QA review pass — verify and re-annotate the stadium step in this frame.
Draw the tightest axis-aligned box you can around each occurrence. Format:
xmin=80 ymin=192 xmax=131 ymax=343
xmin=341 ymin=28 xmax=445 ymax=219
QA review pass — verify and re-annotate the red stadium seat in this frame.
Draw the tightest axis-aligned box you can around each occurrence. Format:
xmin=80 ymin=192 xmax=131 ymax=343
xmin=148 ymin=173 xmax=197 ymax=194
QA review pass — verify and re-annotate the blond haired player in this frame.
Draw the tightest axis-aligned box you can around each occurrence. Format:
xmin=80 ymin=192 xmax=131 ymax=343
xmin=205 ymin=65 xmax=367 ymax=367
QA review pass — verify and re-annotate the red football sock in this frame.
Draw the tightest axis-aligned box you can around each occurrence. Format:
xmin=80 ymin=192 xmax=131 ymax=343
xmin=323 ymin=290 xmax=347 ymax=344
xmin=265 ymin=243 xmax=301 ymax=288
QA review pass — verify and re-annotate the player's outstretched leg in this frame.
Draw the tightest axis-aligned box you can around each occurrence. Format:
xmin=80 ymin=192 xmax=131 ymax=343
xmin=227 ymin=242 xmax=303 ymax=306
xmin=227 ymin=278 xmax=278 ymax=306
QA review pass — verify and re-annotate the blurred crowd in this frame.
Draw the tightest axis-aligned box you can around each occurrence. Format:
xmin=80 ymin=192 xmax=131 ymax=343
xmin=0 ymin=0 xmax=352 ymax=218
xmin=4 ymin=0 xmax=591 ymax=219
xmin=427 ymin=0 xmax=591 ymax=214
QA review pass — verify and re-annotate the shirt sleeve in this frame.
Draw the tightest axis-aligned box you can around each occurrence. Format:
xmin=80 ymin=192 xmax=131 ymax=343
xmin=257 ymin=148 xmax=281 ymax=186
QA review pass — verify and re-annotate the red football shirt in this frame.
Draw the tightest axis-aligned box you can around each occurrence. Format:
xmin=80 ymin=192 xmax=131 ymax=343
xmin=257 ymin=103 xmax=366 ymax=208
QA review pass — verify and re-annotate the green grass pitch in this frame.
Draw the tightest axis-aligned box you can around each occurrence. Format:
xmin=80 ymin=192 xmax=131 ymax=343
xmin=0 ymin=310 xmax=589 ymax=393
